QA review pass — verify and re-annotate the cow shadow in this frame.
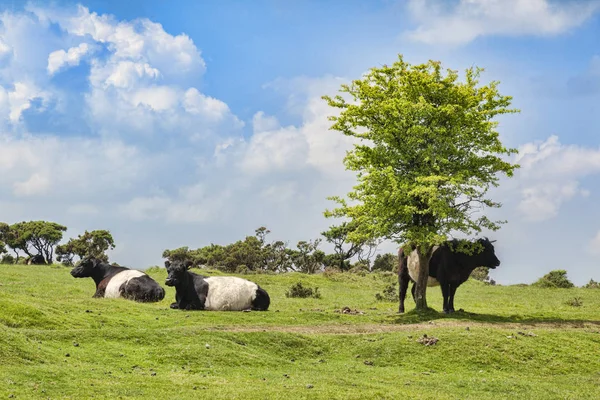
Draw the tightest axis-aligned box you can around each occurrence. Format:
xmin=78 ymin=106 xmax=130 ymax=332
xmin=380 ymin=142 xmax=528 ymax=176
xmin=388 ymin=308 xmax=600 ymax=328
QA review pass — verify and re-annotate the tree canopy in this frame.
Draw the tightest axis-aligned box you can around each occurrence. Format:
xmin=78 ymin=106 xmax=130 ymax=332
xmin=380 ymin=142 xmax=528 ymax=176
xmin=56 ymin=230 xmax=116 ymax=266
xmin=322 ymin=55 xmax=519 ymax=309
xmin=0 ymin=221 xmax=67 ymax=264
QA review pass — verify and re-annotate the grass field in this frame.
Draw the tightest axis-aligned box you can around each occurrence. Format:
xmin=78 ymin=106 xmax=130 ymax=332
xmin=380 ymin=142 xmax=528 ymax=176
xmin=1 ymin=264 xmax=599 ymax=399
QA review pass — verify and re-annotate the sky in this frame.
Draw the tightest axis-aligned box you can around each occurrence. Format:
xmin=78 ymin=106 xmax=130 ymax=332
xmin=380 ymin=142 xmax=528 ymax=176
xmin=0 ymin=0 xmax=600 ymax=285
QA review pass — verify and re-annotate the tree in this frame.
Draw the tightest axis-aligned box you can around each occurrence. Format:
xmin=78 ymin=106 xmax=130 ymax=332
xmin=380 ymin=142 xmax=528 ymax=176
xmin=323 ymin=55 xmax=519 ymax=310
xmin=56 ymin=230 xmax=115 ymax=266
xmin=3 ymin=221 xmax=67 ymax=264
xmin=0 ymin=222 xmax=7 ymax=259
xmin=291 ymin=239 xmax=324 ymax=274
xmin=321 ymin=221 xmax=366 ymax=271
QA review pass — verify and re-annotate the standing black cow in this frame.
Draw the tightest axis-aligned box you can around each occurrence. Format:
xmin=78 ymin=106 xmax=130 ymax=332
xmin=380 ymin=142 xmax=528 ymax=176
xmin=398 ymin=238 xmax=500 ymax=314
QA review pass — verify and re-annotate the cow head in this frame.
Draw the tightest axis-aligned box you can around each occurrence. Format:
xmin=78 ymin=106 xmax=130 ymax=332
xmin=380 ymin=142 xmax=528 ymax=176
xmin=164 ymin=260 xmax=193 ymax=286
xmin=477 ymin=238 xmax=500 ymax=268
xmin=71 ymin=257 xmax=100 ymax=278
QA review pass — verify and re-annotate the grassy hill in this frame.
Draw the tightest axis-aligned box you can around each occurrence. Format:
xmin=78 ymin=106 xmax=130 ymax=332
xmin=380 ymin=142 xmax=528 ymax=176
xmin=1 ymin=264 xmax=599 ymax=399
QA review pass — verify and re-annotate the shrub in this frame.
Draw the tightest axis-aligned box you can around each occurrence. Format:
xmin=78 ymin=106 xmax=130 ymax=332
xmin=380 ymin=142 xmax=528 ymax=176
xmin=471 ymin=267 xmax=489 ymax=282
xmin=322 ymin=267 xmax=341 ymax=279
xmin=285 ymin=282 xmax=321 ymax=299
xmin=235 ymin=264 xmax=249 ymax=274
xmin=533 ymin=270 xmax=574 ymax=289
xmin=1 ymin=254 xmax=15 ymax=264
xmin=372 ymin=253 xmax=398 ymax=272
xmin=566 ymin=297 xmax=583 ymax=307
xmin=375 ymin=282 xmax=398 ymax=302
xmin=348 ymin=263 xmax=369 ymax=276
xmin=583 ymin=279 xmax=600 ymax=289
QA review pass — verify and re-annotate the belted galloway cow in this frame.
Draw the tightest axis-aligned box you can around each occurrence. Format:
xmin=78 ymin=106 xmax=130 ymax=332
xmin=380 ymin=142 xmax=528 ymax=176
xmin=71 ymin=257 xmax=165 ymax=302
xmin=398 ymin=238 xmax=500 ymax=314
xmin=165 ymin=260 xmax=270 ymax=311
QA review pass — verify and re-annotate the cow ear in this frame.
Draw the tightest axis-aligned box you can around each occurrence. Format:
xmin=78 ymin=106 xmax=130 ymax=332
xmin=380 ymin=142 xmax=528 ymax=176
xmin=184 ymin=260 xmax=193 ymax=269
xmin=164 ymin=260 xmax=171 ymax=268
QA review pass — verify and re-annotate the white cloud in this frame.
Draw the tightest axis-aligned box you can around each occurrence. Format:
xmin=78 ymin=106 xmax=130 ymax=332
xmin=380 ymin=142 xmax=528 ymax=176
xmin=587 ymin=231 xmax=600 ymax=256
xmin=1 ymin=81 xmax=51 ymax=123
xmin=13 ymin=173 xmax=51 ymax=197
xmin=47 ymin=42 xmax=92 ymax=75
xmin=99 ymin=61 xmax=160 ymax=89
xmin=238 ymin=76 xmax=357 ymax=178
xmin=406 ymin=0 xmax=600 ymax=45
xmin=0 ymin=133 xmax=146 ymax=199
xmin=517 ymin=181 xmax=587 ymax=222
xmin=512 ymin=135 xmax=600 ymax=221
xmin=30 ymin=4 xmax=205 ymax=79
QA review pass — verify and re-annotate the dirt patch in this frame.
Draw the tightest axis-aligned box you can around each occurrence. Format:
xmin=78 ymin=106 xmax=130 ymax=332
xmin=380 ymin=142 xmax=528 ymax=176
xmin=334 ymin=306 xmax=365 ymax=315
xmin=205 ymin=319 xmax=600 ymax=335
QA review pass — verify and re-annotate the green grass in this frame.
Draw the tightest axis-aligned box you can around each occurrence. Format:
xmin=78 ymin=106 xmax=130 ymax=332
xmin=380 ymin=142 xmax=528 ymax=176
xmin=1 ymin=264 xmax=600 ymax=399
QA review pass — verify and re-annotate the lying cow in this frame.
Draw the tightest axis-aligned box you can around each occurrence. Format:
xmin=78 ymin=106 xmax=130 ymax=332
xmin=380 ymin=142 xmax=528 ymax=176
xmin=164 ymin=260 xmax=270 ymax=311
xmin=71 ymin=257 xmax=165 ymax=302
xmin=398 ymin=238 xmax=500 ymax=314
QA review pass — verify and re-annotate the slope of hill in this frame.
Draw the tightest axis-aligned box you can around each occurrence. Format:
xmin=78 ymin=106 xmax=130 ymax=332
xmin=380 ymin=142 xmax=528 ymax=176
xmin=1 ymin=264 xmax=599 ymax=399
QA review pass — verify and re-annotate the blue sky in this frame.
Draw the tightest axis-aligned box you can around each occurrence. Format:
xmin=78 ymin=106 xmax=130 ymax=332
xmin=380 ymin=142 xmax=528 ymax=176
xmin=1 ymin=0 xmax=600 ymax=285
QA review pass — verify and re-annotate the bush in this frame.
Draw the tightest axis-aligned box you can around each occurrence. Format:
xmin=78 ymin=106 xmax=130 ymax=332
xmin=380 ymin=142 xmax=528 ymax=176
xmin=583 ymin=279 xmax=600 ymax=289
xmin=285 ymin=282 xmax=321 ymax=299
xmin=372 ymin=253 xmax=398 ymax=272
xmin=566 ymin=297 xmax=583 ymax=307
xmin=1 ymin=254 xmax=15 ymax=264
xmin=348 ymin=262 xmax=369 ymax=276
xmin=470 ymin=267 xmax=489 ymax=282
xmin=235 ymin=264 xmax=249 ymax=274
xmin=533 ymin=270 xmax=574 ymax=288
xmin=322 ymin=267 xmax=341 ymax=279
xmin=375 ymin=282 xmax=398 ymax=302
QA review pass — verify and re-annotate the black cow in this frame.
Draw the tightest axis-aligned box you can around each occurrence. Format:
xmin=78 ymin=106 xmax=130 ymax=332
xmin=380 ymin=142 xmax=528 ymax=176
xmin=27 ymin=254 xmax=47 ymax=265
xmin=398 ymin=238 xmax=500 ymax=314
xmin=164 ymin=260 xmax=270 ymax=311
xmin=71 ymin=257 xmax=165 ymax=302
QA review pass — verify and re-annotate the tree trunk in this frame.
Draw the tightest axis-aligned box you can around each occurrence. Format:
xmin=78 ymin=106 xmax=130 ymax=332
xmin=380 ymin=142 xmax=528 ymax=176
xmin=414 ymin=244 xmax=434 ymax=310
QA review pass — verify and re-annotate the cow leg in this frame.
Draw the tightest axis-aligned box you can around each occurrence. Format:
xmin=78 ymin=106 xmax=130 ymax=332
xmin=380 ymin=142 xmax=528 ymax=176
xmin=440 ymin=283 xmax=450 ymax=314
xmin=398 ymin=266 xmax=410 ymax=314
xmin=448 ymin=284 xmax=458 ymax=313
xmin=410 ymin=283 xmax=416 ymax=303
xmin=398 ymin=247 xmax=410 ymax=313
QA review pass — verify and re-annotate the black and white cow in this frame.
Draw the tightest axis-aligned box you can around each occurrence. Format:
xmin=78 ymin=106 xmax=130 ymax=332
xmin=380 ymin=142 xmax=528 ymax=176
xmin=398 ymin=238 xmax=500 ymax=314
xmin=164 ymin=260 xmax=270 ymax=311
xmin=71 ymin=257 xmax=165 ymax=302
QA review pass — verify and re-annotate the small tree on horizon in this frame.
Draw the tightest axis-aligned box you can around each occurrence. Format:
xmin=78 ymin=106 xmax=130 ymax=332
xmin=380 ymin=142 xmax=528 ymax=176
xmin=323 ymin=55 xmax=519 ymax=310
xmin=56 ymin=230 xmax=115 ymax=266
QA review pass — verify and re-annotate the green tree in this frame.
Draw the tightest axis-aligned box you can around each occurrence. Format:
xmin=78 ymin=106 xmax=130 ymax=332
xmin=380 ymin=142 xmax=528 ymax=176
xmin=291 ymin=239 xmax=324 ymax=274
xmin=3 ymin=221 xmax=67 ymax=264
xmin=321 ymin=221 xmax=367 ymax=271
xmin=56 ymin=230 xmax=115 ymax=266
xmin=323 ymin=55 xmax=519 ymax=310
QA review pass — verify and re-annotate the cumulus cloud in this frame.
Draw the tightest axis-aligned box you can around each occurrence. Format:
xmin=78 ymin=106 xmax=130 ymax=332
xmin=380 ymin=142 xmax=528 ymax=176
xmin=237 ymin=76 xmax=358 ymax=178
xmin=405 ymin=0 xmax=600 ymax=45
xmin=512 ymin=135 xmax=600 ymax=221
xmin=25 ymin=4 xmax=242 ymax=140
xmin=47 ymin=42 xmax=92 ymax=75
